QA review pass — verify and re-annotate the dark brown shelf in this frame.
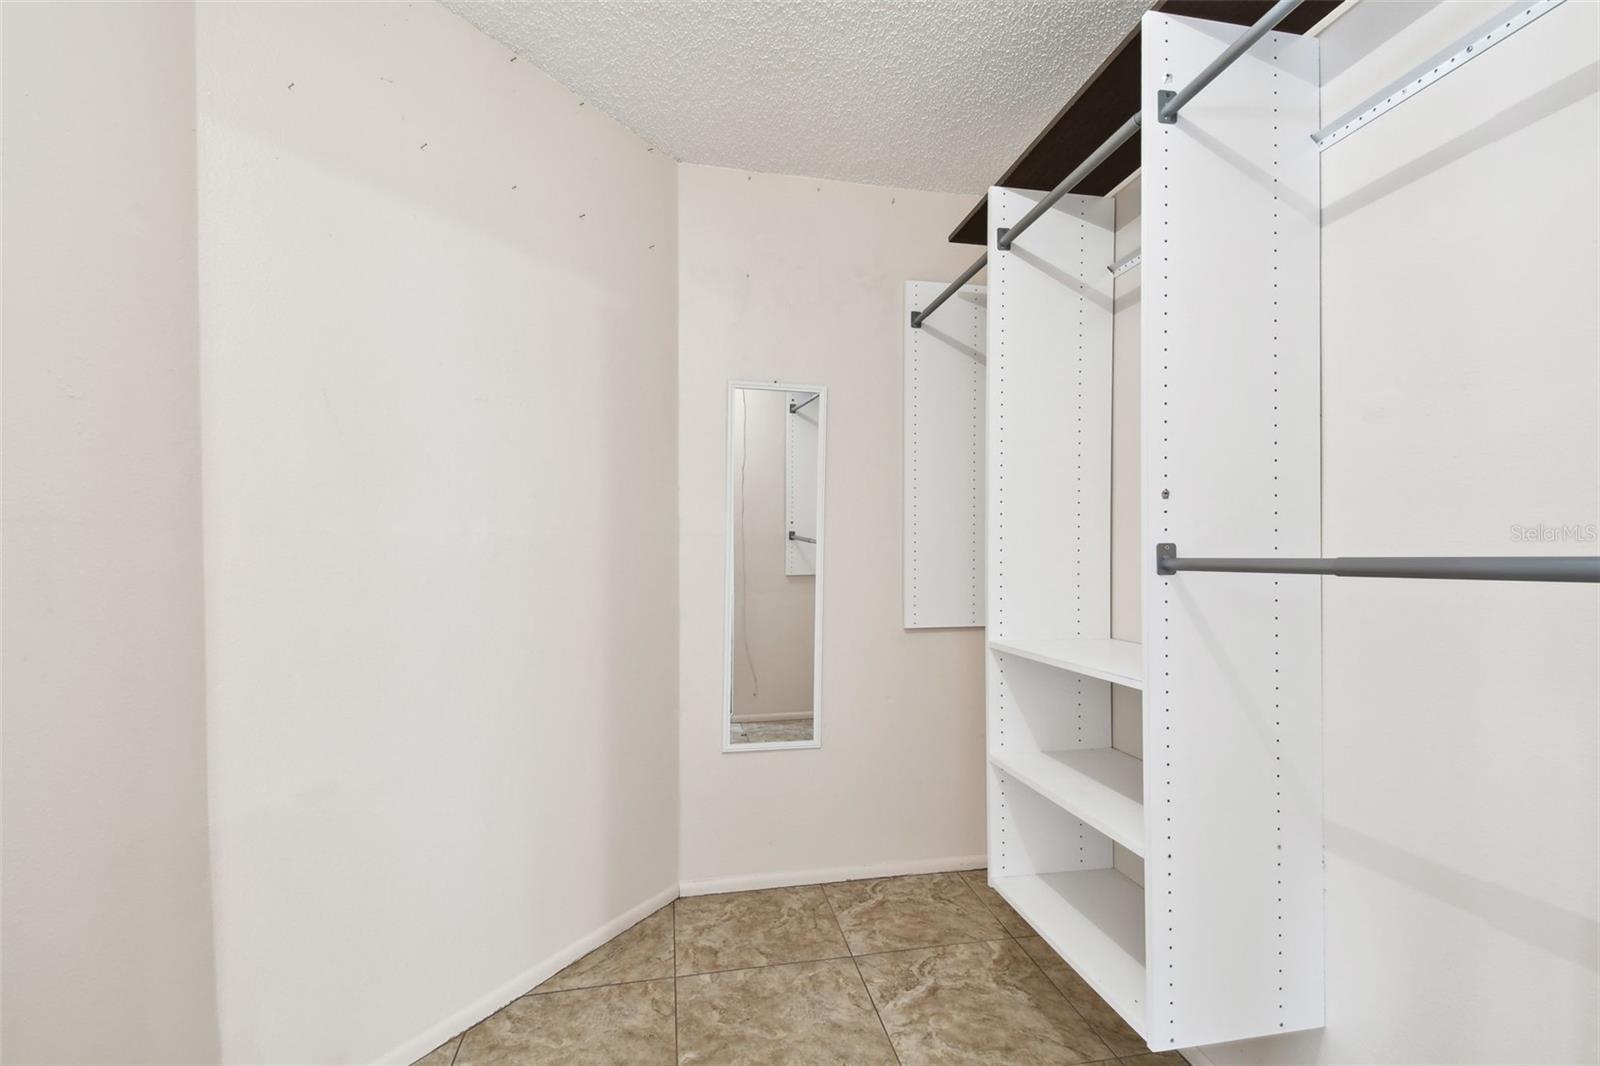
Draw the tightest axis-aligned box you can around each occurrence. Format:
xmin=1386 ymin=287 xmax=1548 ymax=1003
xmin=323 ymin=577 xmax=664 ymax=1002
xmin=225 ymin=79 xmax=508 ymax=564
xmin=948 ymin=0 xmax=1340 ymax=246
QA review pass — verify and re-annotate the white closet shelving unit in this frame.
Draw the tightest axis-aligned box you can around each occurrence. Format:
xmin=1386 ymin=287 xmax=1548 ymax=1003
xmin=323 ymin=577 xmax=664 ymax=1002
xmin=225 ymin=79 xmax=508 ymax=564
xmin=983 ymin=10 xmax=1323 ymax=1052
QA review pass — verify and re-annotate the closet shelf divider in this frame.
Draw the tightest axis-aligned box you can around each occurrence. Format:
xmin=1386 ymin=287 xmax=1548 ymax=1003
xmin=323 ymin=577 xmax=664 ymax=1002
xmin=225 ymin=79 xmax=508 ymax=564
xmin=988 ymin=747 xmax=1146 ymax=855
xmin=987 ymin=636 xmax=1143 ymax=689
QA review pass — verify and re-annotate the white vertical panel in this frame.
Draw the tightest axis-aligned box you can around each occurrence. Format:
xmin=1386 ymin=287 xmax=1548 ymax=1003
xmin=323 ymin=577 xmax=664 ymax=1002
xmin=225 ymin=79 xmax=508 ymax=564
xmin=986 ymin=191 xmax=1115 ymax=645
xmin=1141 ymin=11 xmax=1322 ymax=1050
xmin=785 ymin=393 xmax=818 ymax=575
xmin=986 ymin=188 xmax=1117 ymax=882
xmin=903 ymin=281 xmax=985 ymax=628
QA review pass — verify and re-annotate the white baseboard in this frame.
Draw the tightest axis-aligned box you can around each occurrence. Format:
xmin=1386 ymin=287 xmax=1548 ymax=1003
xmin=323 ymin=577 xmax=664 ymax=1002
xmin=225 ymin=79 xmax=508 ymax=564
xmin=374 ymin=883 xmax=679 ymax=1066
xmin=678 ymin=853 xmax=987 ymax=897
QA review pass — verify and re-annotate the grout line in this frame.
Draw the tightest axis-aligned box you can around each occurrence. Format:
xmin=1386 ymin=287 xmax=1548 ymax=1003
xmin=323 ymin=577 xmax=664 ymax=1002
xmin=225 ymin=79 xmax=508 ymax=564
xmin=672 ymin=930 xmax=1044 ymax=981
xmin=955 ymin=869 xmax=1025 ymax=943
xmin=447 ymin=1034 xmax=462 ymax=1066
xmin=1013 ymin=931 xmax=1099 ymax=1028
xmin=958 ymin=871 xmax=1115 ymax=1050
xmin=822 ymin=875 xmax=902 ymax=1066
xmin=521 ymin=974 xmax=674 ymax=999
xmin=852 ymin=952 xmax=903 ymax=1066
xmin=671 ymin=899 xmax=679 ymax=1065
xmin=676 ymin=952 xmax=856 ymax=982
xmin=1009 ymin=931 xmax=1147 ymax=1058
xmin=850 ymin=935 xmax=1012 ymax=962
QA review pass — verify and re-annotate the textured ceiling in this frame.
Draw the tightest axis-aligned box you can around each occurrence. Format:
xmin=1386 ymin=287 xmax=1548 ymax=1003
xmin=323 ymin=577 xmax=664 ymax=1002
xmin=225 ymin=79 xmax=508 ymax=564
xmin=443 ymin=0 xmax=1156 ymax=194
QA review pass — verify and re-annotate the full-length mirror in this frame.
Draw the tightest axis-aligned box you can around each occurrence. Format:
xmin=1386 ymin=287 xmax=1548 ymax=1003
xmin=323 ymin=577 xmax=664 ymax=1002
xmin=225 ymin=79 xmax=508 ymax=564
xmin=723 ymin=382 xmax=825 ymax=750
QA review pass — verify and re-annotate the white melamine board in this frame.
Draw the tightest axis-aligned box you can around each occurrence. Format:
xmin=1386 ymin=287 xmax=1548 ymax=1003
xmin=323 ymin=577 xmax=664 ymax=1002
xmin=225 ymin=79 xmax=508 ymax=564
xmin=991 ymin=870 xmax=1147 ymax=1033
xmin=992 ymin=652 xmax=1114 ymax=754
xmin=986 ymin=189 xmax=1115 ymax=645
xmin=785 ymin=392 xmax=819 ymax=575
xmin=1141 ymin=11 xmax=1322 ymax=1050
xmin=985 ymin=186 xmax=1121 ymax=1004
xmin=988 ymin=636 xmax=1143 ymax=689
xmin=903 ymin=281 xmax=985 ymax=628
xmin=990 ymin=767 xmax=1113 ymax=876
xmin=989 ymin=747 xmax=1145 ymax=855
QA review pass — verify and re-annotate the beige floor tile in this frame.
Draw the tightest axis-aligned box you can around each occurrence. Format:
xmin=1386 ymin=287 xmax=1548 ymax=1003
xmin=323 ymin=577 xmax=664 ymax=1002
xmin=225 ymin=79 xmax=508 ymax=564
xmin=674 ymin=885 xmax=849 ymax=975
xmin=454 ymin=980 xmax=674 ymax=1066
xmin=731 ymin=720 xmax=814 ymax=743
xmin=409 ymin=1035 xmax=459 ymax=1066
xmin=1017 ymin=935 xmax=1152 ymax=1057
xmin=824 ymin=872 xmax=1005 ymax=954
xmin=532 ymin=904 xmax=674 ymax=993
xmin=958 ymin=867 xmax=1036 ymax=937
xmin=676 ymin=957 xmax=898 ymax=1065
xmin=1120 ymin=1053 xmax=1187 ymax=1065
xmin=857 ymin=939 xmax=1115 ymax=1065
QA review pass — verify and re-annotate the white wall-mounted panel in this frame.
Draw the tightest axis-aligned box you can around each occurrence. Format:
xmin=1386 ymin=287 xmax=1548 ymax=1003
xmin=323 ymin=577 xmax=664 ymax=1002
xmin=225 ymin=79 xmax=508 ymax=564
xmin=785 ymin=392 xmax=819 ymax=575
xmin=1140 ymin=11 xmax=1322 ymax=1051
xmin=903 ymin=281 xmax=985 ymax=628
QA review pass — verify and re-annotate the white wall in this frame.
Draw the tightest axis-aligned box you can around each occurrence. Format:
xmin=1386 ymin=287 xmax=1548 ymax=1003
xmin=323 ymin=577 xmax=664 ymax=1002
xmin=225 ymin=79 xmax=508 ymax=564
xmin=678 ymin=165 xmax=988 ymax=892
xmin=1203 ymin=2 xmax=1599 ymax=1063
xmin=1 ymin=4 xmax=221 ymax=1062
xmin=194 ymin=3 xmax=679 ymax=1062
xmin=731 ymin=388 xmax=815 ymax=722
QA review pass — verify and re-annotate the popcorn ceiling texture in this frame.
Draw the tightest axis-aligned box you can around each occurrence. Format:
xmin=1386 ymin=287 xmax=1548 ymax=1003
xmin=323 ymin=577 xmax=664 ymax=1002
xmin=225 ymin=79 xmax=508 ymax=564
xmin=442 ymin=0 xmax=1155 ymax=194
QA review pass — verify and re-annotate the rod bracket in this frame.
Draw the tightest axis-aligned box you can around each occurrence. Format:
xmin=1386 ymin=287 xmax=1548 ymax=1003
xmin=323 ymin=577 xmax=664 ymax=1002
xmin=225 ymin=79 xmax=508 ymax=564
xmin=1156 ymin=542 xmax=1178 ymax=575
xmin=909 ymin=310 xmax=922 ymax=329
xmin=995 ymin=227 xmax=1011 ymax=252
xmin=1157 ymin=89 xmax=1177 ymax=123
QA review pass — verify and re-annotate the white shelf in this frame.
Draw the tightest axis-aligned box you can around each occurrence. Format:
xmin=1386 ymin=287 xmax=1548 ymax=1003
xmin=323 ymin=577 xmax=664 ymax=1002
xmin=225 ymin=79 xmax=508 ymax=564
xmin=987 ymin=636 xmax=1143 ymax=689
xmin=989 ymin=748 xmax=1145 ymax=856
xmin=991 ymin=870 xmax=1147 ymax=1039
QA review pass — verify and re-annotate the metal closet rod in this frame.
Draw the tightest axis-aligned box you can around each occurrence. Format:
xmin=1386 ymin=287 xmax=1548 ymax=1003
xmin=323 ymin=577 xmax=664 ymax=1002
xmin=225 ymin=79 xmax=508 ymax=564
xmin=907 ymin=109 xmax=1138 ymax=331
xmin=788 ymin=531 xmax=817 ymax=545
xmin=908 ymin=253 xmax=987 ymax=329
xmin=995 ymin=112 xmax=1143 ymax=253
xmin=789 ymin=393 xmax=819 ymax=414
xmin=1155 ymin=0 xmax=1306 ymax=124
xmin=1155 ymin=543 xmax=1600 ymax=583
xmin=911 ymin=0 xmax=1302 ymax=329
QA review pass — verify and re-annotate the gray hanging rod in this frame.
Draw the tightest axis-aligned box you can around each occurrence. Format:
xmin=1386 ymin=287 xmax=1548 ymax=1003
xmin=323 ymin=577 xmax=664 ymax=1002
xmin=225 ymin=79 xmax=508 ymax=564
xmin=909 ymin=110 xmax=1141 ymax=329
xmin=789 ymin=393 xmax=819 ymax=414
xmin=1155 ymin=543 xmax=1600 ymax=583
xmin=996 ymin=112 xmax=1143 ymax=253
xmin=1157 ymin=0 xmax=1306 ymax=123
xmin=787 ymin=531 xmax=817 ymax=545
xmin=908 ymin=253 xmax=987 ymax=329
xmin=999 ymin=0 xmax=1304 ymax=250
xmin=914 ymin=0 xmax=1305 ymax=329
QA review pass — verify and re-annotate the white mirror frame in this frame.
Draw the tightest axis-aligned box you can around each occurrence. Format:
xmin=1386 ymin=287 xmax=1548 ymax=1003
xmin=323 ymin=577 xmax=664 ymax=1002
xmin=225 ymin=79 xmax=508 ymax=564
xmin=722 ymin=380 xmax=826 ymax=753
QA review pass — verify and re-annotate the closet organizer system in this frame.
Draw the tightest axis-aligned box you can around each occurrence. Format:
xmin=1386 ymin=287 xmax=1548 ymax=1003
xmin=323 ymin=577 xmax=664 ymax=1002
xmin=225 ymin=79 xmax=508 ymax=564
xmin=908 ymin=0 xmax=1599 ymax=1052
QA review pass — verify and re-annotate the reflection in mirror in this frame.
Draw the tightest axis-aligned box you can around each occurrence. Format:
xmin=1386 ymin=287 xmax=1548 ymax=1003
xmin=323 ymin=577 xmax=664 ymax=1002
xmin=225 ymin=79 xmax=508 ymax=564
xmin=724 ymin=383 xmax=824 ymax=750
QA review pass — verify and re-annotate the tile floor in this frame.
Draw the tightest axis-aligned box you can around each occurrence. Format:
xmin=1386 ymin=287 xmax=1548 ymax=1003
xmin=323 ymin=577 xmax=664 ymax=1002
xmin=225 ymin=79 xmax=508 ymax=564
xmin=414 ymin=868 xmax=1181 ymax=1066
xmin=729 ymin=719 xmax=815 ymax=744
